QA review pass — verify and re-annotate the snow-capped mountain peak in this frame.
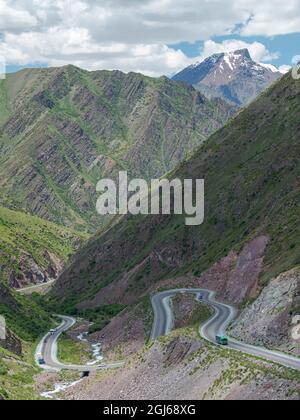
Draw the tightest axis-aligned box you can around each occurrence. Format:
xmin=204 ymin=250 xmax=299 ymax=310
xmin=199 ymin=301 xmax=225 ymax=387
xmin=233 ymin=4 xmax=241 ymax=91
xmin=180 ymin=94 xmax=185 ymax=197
xmin=173 ymin=49 xmax=281 ymax=107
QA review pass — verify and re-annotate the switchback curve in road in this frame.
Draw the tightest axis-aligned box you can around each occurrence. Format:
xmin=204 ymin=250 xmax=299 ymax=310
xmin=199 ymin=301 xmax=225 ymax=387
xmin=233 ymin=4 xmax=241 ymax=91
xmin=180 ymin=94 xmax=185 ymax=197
xmin=35 ymin=315 xmax=124 ymax=372
xmin=150 ymin=288 xmax=300 ymax=371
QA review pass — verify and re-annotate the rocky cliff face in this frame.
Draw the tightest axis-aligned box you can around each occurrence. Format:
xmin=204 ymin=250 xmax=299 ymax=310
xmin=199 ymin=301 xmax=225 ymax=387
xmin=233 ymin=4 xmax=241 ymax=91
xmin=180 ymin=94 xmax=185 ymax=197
xmin=0 ymin=66 xmax=234 ymax=232
xmin=173 ymin=49 xmax=281 ymax=106
xmin=0 ymin=206 xmax=86 ymax=289
xmin=8 ymin=251 xmax=63 ymax=289
xmin=231 ymin=268 xmax=300 ymax=356
xmin=192 ymin=236 xmax=269 ymax=305
xmin=0 ymin=328 xmax=22 ymax=356
xmin=0 ymin=284 xmax=22 ymax=355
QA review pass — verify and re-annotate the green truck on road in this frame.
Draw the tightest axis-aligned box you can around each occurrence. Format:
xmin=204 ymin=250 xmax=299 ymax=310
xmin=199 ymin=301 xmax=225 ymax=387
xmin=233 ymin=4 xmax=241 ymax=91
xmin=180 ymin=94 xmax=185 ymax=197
xmin=216 ymin=336 xmax=229 ymax=346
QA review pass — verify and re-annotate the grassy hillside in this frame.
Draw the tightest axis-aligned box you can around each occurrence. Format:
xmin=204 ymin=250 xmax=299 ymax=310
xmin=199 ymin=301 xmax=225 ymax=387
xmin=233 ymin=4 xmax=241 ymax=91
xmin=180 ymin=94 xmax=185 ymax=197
xmin=0 ymin=207 xmax=61 ymax=400
xmin=0 ymin=66 xmax=234 ymax=232
xmin=0 ymin=278 xmax=53 ymax=400
xmin=50 ymin=72 xmax=300 ymax=309
xmin=0 ymin=281 xmax=52 ymax=342
xmin=0 ymin=206 xmax=87 ymax=288
xmin=0 ymin=344 xmax=42 ymax=400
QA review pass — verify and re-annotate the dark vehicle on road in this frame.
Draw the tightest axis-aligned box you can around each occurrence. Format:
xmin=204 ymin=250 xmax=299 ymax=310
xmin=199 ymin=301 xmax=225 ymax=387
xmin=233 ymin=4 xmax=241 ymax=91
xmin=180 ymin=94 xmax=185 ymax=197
xmin=38 ymin=357 xmax=46 ymax=365
xmin=216 ymin=336 xmax=228 ymax=346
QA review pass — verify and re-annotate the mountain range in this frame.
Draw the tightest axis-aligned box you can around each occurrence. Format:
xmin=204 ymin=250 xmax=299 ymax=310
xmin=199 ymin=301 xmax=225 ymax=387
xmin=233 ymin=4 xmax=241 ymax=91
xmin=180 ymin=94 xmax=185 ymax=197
xmin=0 ymin=59 xmax=299 ymax=400
xmin=0 ymin=66 xmax=234 ymax=233
xmin=50 ymin=72 xmax=300 ymax=314
xmin=173 ymin=49 xmax=282 ymax=107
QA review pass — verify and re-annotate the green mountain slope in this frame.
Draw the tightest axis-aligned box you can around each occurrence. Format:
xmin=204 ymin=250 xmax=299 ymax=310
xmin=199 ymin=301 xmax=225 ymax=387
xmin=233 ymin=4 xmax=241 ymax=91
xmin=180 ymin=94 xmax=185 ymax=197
xmin=50 ymin=72 xmax=300 ymax=310
xmin=0 ymin=274 xmax=53 ymax=400
xmin=0 ymin=66 xmax=234 ymax=232
xmin=0 ymin=343 xmax=42 ymax=400
xmin=0 ymin=206 xmax=87 ymax=289
xmin=0 ymin=280 xmax=52 ymax=342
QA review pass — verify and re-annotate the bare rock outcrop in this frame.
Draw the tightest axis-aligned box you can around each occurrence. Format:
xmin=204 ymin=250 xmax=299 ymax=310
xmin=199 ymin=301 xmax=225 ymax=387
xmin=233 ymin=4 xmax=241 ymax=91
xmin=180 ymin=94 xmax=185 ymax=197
xmin=0 ymin=284 xmax=22 ymax=355
xmin=0 ymin=328 xmax=22 ymax=356
xmin=63 ymin=337 xmax=299 ymax=400
xmin=194 ymin=235 xmax=269 ymax=304
xmin=9 ymin=251 xmax=64 ymax=289
xmin=231 ymin=268 xmax=300 ymax=356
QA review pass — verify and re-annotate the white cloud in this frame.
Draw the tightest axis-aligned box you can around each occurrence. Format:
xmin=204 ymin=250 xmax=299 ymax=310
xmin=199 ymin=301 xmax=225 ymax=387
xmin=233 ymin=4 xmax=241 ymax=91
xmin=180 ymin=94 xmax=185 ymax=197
xmin=278 ymin=65 xmax=292 ymax=74
xmin=0 ymin=0 xmax=298 ymax=75
xmin=292 ymin=55 xmax=300 ymax=65
xmin=239 ymin=0 xmax=300 ymax=37
xmin=0 ymin=0 xmax=37 ymax=32
xmin=0 ymin=30 xmax=191 ymax=76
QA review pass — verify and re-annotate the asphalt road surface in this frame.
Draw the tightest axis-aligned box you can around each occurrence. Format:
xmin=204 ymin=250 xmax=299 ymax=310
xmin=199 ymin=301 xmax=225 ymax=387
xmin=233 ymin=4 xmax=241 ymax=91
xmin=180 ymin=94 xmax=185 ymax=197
xmin=16 ymin=280 xmax=56 ymax=295
xmin=151 ymin=288 xmax=300 ymax=371
xmin=35 ymin=315 xmax=124 ymax=372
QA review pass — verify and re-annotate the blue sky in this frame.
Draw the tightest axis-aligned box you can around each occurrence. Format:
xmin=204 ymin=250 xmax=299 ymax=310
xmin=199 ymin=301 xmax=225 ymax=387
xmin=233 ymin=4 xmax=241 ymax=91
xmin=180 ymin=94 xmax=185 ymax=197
xmin=1 ymin=0 xmax=300 ymax=77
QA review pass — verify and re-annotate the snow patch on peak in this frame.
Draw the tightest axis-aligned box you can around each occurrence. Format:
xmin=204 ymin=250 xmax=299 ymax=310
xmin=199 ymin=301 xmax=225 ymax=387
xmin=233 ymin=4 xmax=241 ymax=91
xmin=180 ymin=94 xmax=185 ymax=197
xmin=224 ymin=54 xmax=234 ymax=71
xmin=190 ymin=53 xmax=222 ymax=69
xmin=221 ymin=49 xmax=252 ymax=71
xmin=259 ymin=63 xmax=280 ymax=73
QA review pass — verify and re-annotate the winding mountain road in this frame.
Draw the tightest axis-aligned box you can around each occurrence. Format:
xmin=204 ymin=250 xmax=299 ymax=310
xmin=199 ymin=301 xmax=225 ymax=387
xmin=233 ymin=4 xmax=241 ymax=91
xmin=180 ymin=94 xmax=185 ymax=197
xmin=17 ymin=280 xmax=56 ymax=295
xmin=36 ymin=289 xmax=300 ymax=373
xmin=35 ymin=315 xmax=124 ymax=372
xmin=151 ymin=288 xmax=300 ymax=371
